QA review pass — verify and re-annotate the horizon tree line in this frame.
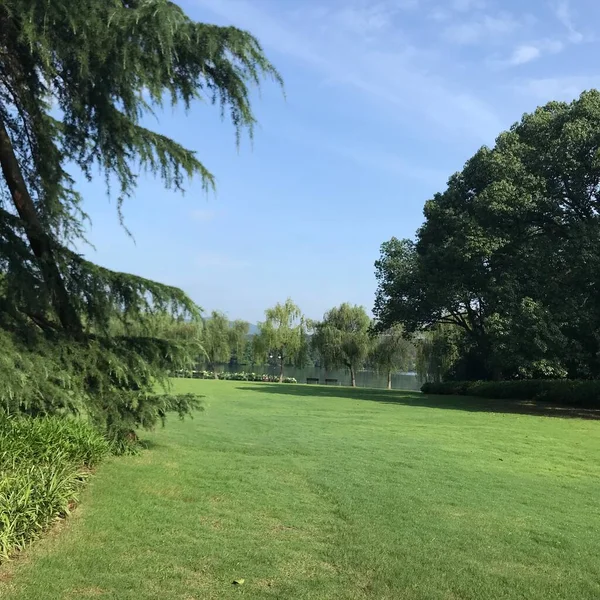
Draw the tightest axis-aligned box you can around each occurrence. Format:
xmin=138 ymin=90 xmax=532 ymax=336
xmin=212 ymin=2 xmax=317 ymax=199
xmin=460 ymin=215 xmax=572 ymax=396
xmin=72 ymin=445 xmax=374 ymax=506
xmin=193 ymin=300 xmax=415 ymax=387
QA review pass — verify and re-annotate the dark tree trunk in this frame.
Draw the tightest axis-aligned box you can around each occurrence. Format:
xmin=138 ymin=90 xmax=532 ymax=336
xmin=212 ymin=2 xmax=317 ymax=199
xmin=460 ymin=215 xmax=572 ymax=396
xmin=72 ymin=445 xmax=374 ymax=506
xmin=350 ymin=366 xmax=356 ymax=387
xmin=279 ymin=355 xmax=284 ymax=383
xmin=0 ymin=119 xmax=82 ymax=336
xmin=387 ymin=371 xmax=392 ymax=390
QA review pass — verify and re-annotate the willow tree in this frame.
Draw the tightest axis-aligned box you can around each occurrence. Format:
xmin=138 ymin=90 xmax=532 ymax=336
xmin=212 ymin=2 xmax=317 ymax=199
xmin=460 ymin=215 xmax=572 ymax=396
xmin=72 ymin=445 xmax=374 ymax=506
xmin=371 ymin=324 xmax=413 ymax=390
xmin=313 ymin=304 xmax=372 ymax=387
xmin=229 ymin=319 xmax=250 ymax=366
xmin=256 ymin=299 xmax=304 ymax=382
xmin=202 ymin=311 xmax=231 ymax=377
xmin=0 ymin=0 xmax=280 ymax=443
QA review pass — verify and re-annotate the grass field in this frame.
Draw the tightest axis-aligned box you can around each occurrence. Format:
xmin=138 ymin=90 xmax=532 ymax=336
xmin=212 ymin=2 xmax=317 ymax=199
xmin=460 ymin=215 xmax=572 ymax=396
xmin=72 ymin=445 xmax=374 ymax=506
xmin=2 ymin=381 xmax=600 ymax=599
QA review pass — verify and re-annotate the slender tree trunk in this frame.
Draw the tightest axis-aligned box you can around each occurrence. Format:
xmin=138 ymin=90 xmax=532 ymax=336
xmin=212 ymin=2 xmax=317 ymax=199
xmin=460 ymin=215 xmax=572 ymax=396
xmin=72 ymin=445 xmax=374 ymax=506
xmin=279 ymin=355 xmax=284 ymax=383
xmin=387 ymin=370 xmax=392 ymax=390
xmin=0 ymin=119 xmax=82 ymax=336
xmin=350 ymin=366 xmax=356 ymax=387
xmin=211 ymin=363 xmax=218 ymax=379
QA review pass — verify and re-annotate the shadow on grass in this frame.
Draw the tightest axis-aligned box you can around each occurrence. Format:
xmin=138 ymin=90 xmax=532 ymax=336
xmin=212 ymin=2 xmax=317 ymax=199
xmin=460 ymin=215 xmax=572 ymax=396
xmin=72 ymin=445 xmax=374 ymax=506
xmin=138 ymin=439 xmax=165 ymax=450
xmin=236 ymin=384 xmax=600 ymax=420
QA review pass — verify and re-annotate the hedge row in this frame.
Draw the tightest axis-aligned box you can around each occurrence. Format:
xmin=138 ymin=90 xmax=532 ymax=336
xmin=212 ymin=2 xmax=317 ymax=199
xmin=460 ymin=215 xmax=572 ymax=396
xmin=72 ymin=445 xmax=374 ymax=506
xmin=178 ymin=371 xmax=298 ymax=384
xmin=0 ymin=416 xmax=109 ymax=561
xmin=421 ymin=380 xmax=600 ymax=407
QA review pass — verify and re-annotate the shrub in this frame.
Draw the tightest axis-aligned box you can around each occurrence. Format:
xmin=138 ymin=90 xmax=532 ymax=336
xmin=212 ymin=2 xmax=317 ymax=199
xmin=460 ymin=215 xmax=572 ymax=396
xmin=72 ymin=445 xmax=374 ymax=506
xmin=185 ymin=371 xmax=297 ymax=384
xmin=421 ymin=380 xmax=600 ymax=408
xmin=0 ymin=416 xmax=109 ymax=561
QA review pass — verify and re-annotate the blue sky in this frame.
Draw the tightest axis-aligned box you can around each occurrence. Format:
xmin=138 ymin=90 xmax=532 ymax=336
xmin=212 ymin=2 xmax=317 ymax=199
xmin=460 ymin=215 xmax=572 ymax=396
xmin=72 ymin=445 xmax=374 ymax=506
xmin=79 ymin=0 xmax=600 ymax=323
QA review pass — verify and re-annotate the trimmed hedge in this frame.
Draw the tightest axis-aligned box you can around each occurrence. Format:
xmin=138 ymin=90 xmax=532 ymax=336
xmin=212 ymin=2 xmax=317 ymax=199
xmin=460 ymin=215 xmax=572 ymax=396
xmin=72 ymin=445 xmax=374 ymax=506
xmin=178 ymin=371 xmax=298 ymax=384
xmin=421 ymin=380 xmax=600 ymax=408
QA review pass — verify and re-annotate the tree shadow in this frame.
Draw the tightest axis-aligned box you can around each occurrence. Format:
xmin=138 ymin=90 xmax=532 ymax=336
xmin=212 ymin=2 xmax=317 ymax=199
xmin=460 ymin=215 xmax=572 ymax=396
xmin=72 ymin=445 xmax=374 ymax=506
xmin=138 ymin=439 xmax=165 ymax=450
xmin=236 ymin=384 xmax=600 ymax=420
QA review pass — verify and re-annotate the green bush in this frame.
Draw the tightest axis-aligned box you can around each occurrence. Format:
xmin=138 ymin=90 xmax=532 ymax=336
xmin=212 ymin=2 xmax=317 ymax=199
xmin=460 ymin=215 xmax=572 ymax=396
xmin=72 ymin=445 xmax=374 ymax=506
xmin=421 ymin=380 xmax=600 ymax=407
xmin=181 ymin=371 xmax=298 ymax=384
xmin=0 ymin=416 xmax=109 ymax=561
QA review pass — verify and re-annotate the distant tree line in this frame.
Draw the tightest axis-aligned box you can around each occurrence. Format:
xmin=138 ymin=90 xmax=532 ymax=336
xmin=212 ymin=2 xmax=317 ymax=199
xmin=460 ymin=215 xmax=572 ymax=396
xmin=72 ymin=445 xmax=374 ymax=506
xmin=374 ymin=91 xmax=600 ymax=383
xmin=186 ymin=300 xmax=415 ymax=387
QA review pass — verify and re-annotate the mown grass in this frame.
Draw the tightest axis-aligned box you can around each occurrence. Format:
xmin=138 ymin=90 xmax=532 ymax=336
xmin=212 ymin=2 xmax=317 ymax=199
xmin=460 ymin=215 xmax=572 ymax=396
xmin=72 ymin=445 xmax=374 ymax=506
xmin=2 ymin=381 xmax=600 ymax=599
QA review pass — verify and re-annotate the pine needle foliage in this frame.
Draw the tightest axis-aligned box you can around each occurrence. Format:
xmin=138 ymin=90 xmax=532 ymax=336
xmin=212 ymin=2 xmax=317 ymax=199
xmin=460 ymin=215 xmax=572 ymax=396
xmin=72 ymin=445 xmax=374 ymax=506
xmin=0 ymin=0 xmax=281 ymax=440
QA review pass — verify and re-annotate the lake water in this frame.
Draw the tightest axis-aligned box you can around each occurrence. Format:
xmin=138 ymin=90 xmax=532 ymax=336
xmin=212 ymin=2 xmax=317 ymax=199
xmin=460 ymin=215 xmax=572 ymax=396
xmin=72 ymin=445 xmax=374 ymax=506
xmin=220 ymin=365 xmax=421 ymax=391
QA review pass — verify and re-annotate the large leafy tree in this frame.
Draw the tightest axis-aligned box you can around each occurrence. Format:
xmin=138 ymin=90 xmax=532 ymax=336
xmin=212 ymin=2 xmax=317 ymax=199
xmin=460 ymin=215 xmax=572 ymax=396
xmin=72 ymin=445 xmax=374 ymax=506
xmin=312 ymin=303 xmax=372 ymax=387
xmin=375 ymin=91 xmax=600 ymax=381
xmin=256 ymin=299 xmax=304 ymax=382
xmin=0 ymin=0 xmax=280 ymax=440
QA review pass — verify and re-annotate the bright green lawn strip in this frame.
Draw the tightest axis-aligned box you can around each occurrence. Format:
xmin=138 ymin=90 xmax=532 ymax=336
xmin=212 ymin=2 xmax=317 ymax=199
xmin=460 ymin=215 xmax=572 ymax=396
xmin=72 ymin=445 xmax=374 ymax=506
xmin=2 ymin=381 xmax=599 ymax=599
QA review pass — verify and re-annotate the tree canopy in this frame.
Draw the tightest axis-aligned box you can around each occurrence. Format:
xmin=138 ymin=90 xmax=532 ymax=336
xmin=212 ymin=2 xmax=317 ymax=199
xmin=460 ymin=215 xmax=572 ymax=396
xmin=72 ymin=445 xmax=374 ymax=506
xmin=0 ymin=0 xmax=280 ymax=442
xmin=370 ymin=324 xmax=413 ymax=389
xmin=375 ymin=91 xmax=600 ymax=381
xmin=255 ymin=299 xmax=304 ymax=382
xmin=312 ymin=303 xmax=371 ymax=387
xmin=201 ymin=311 xmax=231 ymax=377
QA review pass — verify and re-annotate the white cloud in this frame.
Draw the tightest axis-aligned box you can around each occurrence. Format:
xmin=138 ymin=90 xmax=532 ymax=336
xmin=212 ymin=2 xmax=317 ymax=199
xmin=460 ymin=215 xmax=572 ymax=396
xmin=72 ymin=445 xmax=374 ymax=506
xmin=194 ymin=0 xmax=502 ymax=143
xmin=554 ymin=0 xmax=584 ymax=44
xmin=336 ymin=6 xmax=391 ymax=34
xmin=443 ymin=14 xmax=519 ymax=45
xmin=509 ymin=45 xmax=541 ymax=65
xmin=190 ymin=208 xmax=218 ymax=222
xmin=451 ymin=0 xmax=487 ymax=12
xmin=500 ymin=39 xmax=564 ymax=68
xmin=300 ymin=1 xmax=419 ymax=40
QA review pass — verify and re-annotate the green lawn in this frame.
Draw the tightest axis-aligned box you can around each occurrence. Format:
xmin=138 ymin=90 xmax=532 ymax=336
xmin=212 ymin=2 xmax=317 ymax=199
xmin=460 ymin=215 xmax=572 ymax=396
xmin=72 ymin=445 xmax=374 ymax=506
xmin=2 ymin=381 xmax=600 ymax=600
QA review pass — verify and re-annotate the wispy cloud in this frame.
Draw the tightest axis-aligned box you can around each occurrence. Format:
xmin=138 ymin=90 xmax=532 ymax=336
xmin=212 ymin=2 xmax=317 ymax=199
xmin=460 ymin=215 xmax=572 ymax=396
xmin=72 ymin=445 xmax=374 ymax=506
xmin=451 ymin=0 xmax=487 ymax=12
xmin=504 ymin=39 xmax=564 ymax=66
xmin=190 ymin=208 xmax=218 ymax=222
xmin=310 ymin=2 xmax=402 ymax=37
xmin=443 ymin=13 xmax=519 ymax=45
xmin=509 ymin=45 xmax=541 ymax=65
xmin=194 ymin=0 xmax=502 ymax=142
xmin=554 ymin=0 xmax=584 ymax=43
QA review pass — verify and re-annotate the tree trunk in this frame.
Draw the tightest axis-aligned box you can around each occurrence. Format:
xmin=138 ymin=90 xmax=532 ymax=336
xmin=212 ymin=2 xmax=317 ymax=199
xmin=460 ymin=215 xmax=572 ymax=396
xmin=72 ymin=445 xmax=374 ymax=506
xmin=350 ymin=366 xmax=356 ymax=387
xmin=211 ymin=363 xmax=218 ymax=379
xmin=0 ymin=119 xmax=82 ymax=336
xmin=387 ymin=371 xmax=392 ymax=390
xmin=279 ymin=356 xmax=284 ymax=383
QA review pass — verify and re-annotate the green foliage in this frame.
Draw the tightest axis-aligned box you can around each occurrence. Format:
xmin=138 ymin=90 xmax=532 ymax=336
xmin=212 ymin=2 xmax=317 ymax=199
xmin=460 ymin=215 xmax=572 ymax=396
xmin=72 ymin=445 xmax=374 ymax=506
xmin=192 ymin=371 xmax=297 ymax=383
xmin=415 ymin=325 xmax=462 ymax=383
xmin=421 ymin=380 xmax=600 ymax=407
xmin=201 ymin=311 xmax=232 ymax=375
xmin=256 ymin=299 xmax=305 ymax=382
xmin=375 ymin=91 xmax=600 ymax=381
xmin=0 ymin=317 xmax=203 ymax=446
xmin=312 ymin=303 xmax=372 ymax=387
xmin=228 ymin=320 xmax=250 ymax=365
xmin=0 ymin=0 xmax=280 ymax=439
xmin=0 ymin=415 xmax=109 ymax=561
xmin=370 ymin=324 xmax=413 ymax=388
